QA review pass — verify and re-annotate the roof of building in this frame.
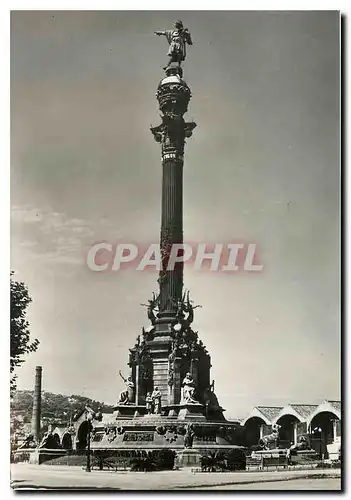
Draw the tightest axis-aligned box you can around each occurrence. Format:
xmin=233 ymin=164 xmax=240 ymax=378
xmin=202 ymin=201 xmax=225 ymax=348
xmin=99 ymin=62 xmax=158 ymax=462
xmin=243 ymin=399 xmax=342 ymax=427
xmin=256 ymin=406 xmax=284 ymax=422
xmin=325 ymin=400 xmax=341 ymax=413
xmin=289 ymin=404 xmax=319 ymax=419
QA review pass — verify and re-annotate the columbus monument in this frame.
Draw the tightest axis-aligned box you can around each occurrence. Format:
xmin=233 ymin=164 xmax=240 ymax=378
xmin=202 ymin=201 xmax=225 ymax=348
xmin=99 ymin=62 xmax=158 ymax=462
xmin=84 ymin=20 xmax=242 ymax=456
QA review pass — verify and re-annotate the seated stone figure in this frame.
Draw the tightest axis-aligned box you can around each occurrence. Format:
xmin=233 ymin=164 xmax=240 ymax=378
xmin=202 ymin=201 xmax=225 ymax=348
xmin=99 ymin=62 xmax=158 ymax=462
xmin=203 ymin=382 xmax=224 ymax=419
xmin=17 ymin=434 xmax=36 ymax=449
xmin=286 ymin=435 xmax=310 ymax=463
xmin=181 ymin=372 xmax=199 ymax=404
xmin=39 ymin=425 xmax=61 ymax=449
xmin=258 ymin=424 xmax=281 ymax=450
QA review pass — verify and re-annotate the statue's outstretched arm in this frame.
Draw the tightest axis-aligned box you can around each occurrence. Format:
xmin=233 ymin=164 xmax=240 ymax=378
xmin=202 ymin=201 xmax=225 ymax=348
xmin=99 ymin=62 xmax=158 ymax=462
xmin=154 ymin=31 xmax=166 ymax=36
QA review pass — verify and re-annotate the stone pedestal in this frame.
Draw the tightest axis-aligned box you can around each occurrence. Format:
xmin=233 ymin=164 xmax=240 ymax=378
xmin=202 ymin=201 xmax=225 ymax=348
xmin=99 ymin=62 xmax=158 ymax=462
xmin=114 ymin=405 xmax=147 ymax=419
xmin=177 ymin=404 xmax=206 ymax=420
xmin=27 ymin=448 xmax=67 ymax=465
xmin=175 ymin=448 xmax=202 ymax=469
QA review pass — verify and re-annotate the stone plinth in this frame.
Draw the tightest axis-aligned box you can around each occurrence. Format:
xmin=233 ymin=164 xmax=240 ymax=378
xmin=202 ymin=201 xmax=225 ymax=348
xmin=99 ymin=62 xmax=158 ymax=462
xmin=90 ymin=417 xmax=242 ymax=452
xmin=177 ymin=404 xmax=206 ymax=421
xmin=175 ymin=448 xmax=202 ymax=469
xmin=114 ymin=405 xmax=148 ymax=419
xmin=26 ymin=448 xmax=67 ymax=464
xmin=251 ymin=448 xmax=287 ymax=468
xmin=252 ymin=449 xmax=286 ymax=459
xmin=289 ymin=449 xmax=320 ymax=465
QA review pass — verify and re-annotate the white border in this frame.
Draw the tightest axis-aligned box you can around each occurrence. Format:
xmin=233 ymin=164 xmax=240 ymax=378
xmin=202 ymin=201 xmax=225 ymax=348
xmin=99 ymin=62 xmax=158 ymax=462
xmin=2 ymin=4 xmax=346 ymax=499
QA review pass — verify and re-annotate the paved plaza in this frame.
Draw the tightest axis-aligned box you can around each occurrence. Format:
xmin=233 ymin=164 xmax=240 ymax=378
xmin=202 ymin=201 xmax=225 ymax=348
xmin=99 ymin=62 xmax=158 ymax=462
xmin=11 ymin=464 xmax=341 ymax=491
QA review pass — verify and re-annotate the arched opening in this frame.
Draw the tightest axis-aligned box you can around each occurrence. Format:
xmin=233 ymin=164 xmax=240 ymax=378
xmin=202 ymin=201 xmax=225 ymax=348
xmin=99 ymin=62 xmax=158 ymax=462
xmin=276 ymin=414 xmax=300 ymax=449
xmin=53 ymin=433 xmax=60 ymax=447
xmin=76 ymin=421 xmax=90 ymax=450
xmin=62 ymin=432 xmax=73 ymax=450
xmin=244 ymin=417 xmax=265 ymax=448
xmin=309 ymin=411 xmax=340 ymax=458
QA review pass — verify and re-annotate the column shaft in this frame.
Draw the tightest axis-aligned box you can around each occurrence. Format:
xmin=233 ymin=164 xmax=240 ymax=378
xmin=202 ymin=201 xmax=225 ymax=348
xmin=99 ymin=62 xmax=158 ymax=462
xmin=160 ymin=158 xmax=184 ymax=311
xmin=31 ymin=366 xmax=42 ymax=443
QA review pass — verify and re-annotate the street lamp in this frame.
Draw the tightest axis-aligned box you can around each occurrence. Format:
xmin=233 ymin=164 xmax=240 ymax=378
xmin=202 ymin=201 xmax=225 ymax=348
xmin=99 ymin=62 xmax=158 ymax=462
xmin=85 ymin=411 xmax=93 ymax=472
xmin=313 ymin=427 xmax=323 ymax=460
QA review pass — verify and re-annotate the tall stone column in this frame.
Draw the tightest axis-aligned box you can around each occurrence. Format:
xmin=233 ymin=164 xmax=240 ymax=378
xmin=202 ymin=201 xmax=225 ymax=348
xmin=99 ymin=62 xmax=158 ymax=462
xmin=31 ymin=366 xmax=42 ymax=444
xmin=293 ymin=421 xmax=298 ymax=444
xmin=151 ymin=65 xmax=196 ymax=318
xmin=148 ymin=65 xmax=196 ymax=406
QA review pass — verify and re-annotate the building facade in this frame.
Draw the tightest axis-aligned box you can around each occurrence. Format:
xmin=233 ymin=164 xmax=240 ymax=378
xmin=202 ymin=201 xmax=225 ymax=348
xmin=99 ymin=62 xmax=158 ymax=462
xmin=242 ymin=400 xmax=341 ymax=459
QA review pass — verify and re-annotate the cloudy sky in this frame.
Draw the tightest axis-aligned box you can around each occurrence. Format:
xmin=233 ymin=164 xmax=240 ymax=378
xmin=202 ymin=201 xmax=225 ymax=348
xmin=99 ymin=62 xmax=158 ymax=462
xmin=11 ymin=11 xmax=340 ymax=418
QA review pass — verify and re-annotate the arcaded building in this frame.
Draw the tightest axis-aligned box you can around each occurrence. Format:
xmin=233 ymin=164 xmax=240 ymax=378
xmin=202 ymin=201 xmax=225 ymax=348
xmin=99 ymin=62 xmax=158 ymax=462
xmin=243 ymin=400 xmax=341 ymax=458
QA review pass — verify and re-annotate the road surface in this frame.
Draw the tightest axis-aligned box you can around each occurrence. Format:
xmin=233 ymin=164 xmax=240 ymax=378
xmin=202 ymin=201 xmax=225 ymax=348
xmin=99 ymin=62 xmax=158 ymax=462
xmin=11 ymin=464 xmax=342 ymax=491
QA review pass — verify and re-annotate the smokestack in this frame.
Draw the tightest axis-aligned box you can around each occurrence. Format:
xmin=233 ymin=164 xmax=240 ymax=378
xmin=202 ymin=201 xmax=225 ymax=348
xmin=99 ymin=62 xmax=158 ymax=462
xmin=31 ymin=366 xmax=42 ymax=444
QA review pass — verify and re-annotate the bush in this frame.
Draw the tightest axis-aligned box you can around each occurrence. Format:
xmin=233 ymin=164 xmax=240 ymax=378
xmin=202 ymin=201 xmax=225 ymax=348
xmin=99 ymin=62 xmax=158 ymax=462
xmin=151 ymin=449 xmax=176 ymax=470
xmin=128 ymin=450 xmax=176 ymax=472
xmin=225 ymin=448 xmax=246 ymax=471
xmin=200 ymin=449 xmax=247 ymax=472
xmin=129 ymin=455 xmax=156 ymax=472
xmin=201 ymin=452 xmax=226 ymax=472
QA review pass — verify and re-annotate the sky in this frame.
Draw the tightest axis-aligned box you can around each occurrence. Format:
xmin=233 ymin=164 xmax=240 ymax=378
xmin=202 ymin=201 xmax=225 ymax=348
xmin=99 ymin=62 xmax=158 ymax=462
xmin=11 ymin=10 xmax=340 ymax=418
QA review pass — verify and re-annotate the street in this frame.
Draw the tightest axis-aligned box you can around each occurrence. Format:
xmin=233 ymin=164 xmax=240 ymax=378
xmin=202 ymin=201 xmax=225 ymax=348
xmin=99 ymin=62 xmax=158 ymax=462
xmin=11 ymin=464 xmax=341 ymax=491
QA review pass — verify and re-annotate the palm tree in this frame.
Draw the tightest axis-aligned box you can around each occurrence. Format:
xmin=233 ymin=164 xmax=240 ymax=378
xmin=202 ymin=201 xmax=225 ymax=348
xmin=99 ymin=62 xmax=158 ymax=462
xmin=129 ymin=453 xmax=157 ymax=472
xmin=201 ymin=452 xmax=226 ymax=472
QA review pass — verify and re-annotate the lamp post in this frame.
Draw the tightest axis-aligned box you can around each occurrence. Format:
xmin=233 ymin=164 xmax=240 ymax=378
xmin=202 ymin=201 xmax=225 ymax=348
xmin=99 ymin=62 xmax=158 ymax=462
xmin=313 ymin=426 xmax=323 ymax=460
xmin=85 ymin=411 xmax=93 ymax=472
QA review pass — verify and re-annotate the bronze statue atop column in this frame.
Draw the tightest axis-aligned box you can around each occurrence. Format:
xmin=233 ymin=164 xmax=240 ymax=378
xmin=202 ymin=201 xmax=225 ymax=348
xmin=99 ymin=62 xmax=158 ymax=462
xmin=155 ymin=20 xmax=193 ymax=70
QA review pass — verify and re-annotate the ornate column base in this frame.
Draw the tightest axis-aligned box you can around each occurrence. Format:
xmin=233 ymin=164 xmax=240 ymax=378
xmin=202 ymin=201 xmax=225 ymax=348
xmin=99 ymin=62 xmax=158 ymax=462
xmin=175 ymin=448 xmax=202 ymax=469
xmin=162 ymin=403 xmax=207 ymax=421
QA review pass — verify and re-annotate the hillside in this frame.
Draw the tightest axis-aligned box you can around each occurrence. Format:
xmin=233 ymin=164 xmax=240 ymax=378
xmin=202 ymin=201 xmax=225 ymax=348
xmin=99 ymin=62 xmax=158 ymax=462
xmin=11 ymin=390 xmax=114 ymax=426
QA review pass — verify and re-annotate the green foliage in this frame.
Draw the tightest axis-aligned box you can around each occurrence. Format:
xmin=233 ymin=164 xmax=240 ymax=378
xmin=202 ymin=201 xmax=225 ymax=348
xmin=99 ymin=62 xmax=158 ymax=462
xmin=10 ymin=272 xmax=39 ymax=394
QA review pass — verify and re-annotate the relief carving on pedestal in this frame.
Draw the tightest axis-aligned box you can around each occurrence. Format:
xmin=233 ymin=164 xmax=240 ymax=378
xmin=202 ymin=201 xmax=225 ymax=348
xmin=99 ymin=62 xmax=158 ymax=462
xmin=156 ymin=425 xmax=179 ymax=444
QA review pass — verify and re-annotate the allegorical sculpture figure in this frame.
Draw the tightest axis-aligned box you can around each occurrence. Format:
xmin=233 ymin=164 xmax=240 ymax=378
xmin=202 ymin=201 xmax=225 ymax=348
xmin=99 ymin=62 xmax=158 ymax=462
xmin=39 ymin=424 xmax=60 ymax=449
xmin=258 ymin=424 xmax=281 ymax=450
xmin=181 ymin=372 xmax=199 ymax=404
xmin=286 ymin=435 xmax=310 ymax=464
xmin=203 ymin=380 xmax=221 ymax=413
xmin=17 ymin=434 xmax=36 ymax=450
xmin=184 ymin=423 xmax=195 ymax=448
xmin=155 ymin=20 xmax=193 ymax=70
xmin=172 ymin=290 xmax=201 ymax=329
xmin=151 ymin=387 xmax=162 ymax=414
xmin=145 ymin=392 xmax=153 ymax=414
xmin=141 ymin=292 xmax=159 ymax=326
xmin=118 ymin=370 xmax=135 ymax=404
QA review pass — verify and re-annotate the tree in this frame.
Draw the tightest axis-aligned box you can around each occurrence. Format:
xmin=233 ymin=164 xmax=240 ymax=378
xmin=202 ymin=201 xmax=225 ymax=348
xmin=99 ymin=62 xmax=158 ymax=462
xmin=10 ymin=271 xmax=39 ymax=394
xmin=201 ymin=451 xmax=226 ymax=472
